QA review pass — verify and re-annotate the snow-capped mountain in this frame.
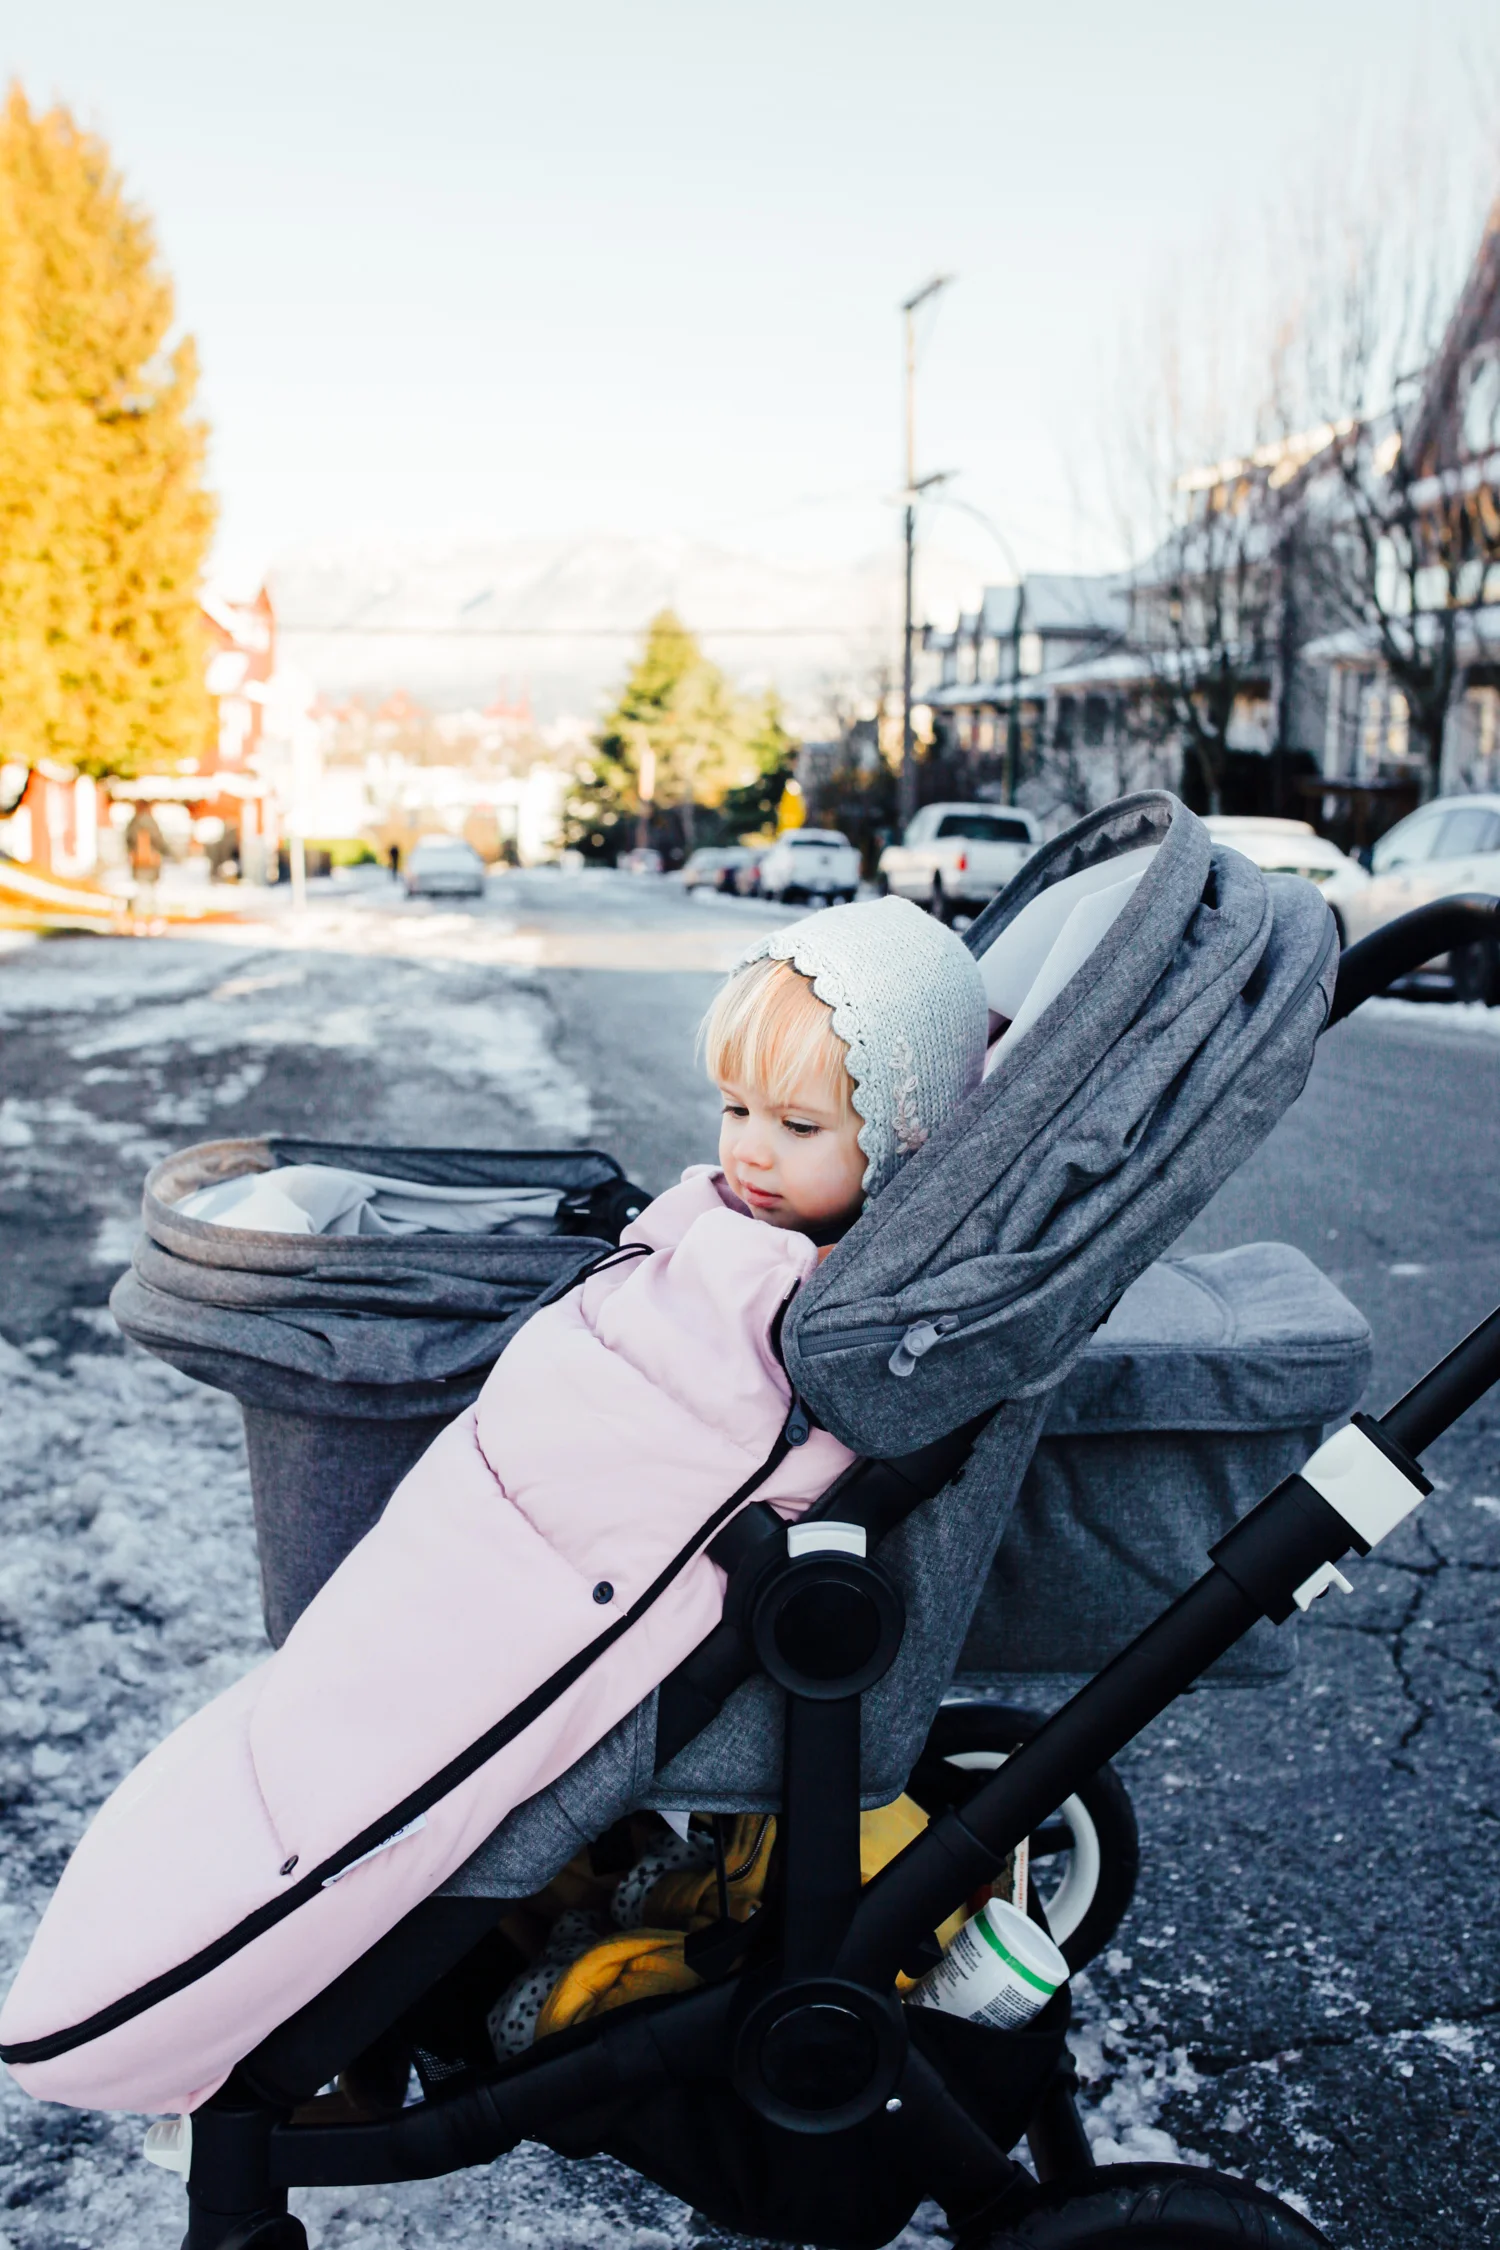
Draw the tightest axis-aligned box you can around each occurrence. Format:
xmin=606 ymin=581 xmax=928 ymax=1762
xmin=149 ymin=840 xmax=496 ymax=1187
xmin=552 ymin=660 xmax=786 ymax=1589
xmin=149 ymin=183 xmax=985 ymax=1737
xmin=267 ymin=533 xmax=980 ymax=722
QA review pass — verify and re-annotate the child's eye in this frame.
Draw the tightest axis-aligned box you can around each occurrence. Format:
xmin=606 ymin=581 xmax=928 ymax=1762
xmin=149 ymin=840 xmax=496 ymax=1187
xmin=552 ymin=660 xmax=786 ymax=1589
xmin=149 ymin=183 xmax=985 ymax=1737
xmin=721 ymin=1102 xmax=748 ymax=1119
xmin=782 ymin=1119 xmax=820 ymax=1138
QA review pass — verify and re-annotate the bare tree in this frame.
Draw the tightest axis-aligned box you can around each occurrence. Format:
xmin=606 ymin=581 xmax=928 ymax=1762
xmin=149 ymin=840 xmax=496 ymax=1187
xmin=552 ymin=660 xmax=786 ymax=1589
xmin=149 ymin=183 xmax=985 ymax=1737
xmin=1273 ymin=145 xmax=1500 ymax=797
xmin=1105 ymin=239 xmax=1293 ymax=814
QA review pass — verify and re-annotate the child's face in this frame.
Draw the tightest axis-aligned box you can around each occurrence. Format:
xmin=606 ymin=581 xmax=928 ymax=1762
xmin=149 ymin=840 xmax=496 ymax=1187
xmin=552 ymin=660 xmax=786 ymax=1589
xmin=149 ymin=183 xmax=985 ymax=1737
xmin=717 ymin=1068 xmax=865 ymax=1236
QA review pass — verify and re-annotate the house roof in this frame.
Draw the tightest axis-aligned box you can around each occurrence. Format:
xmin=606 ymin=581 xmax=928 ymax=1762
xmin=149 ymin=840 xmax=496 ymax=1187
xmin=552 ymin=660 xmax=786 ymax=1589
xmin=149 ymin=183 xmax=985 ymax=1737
xmin=1408 ymin=194 xmax=1500 ymax=471
xmin=976 ymin=573 xmax=1131 ymax=640
xmin=1302 ymin=603 xmax=1500 ymax=667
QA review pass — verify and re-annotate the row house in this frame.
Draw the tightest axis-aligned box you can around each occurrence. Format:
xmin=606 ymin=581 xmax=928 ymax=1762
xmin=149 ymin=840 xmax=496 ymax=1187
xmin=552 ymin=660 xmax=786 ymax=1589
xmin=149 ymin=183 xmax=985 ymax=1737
xmin=0 ymin=588 xmax=279 ymax=887
xmin=917 ymin=572 xmax=1172 ymax=814
xmin=919 ymin=201 xmax=1500 ymax=842
xmin=1305 ymin=198 xmax=1500 ymax=825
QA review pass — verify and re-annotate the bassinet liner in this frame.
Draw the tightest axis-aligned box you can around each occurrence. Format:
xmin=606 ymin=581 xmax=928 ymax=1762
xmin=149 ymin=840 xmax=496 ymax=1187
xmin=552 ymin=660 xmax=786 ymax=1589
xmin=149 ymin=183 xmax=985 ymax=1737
xmin=0 ymin=793 xmax=1341 ymax=2111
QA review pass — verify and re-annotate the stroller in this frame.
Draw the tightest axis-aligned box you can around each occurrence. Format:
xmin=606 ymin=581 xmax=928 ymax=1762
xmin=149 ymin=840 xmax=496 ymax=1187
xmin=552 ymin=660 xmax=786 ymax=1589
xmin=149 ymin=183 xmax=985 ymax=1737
xmin=11 ymin=794 xmax=1500 ymax=2250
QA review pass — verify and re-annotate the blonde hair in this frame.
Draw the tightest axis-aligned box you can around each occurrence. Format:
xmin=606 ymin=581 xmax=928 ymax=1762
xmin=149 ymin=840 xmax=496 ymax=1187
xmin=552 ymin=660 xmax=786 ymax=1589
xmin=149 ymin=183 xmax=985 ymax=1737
xmin=701 ymin=956 xmax=854 ymax=1114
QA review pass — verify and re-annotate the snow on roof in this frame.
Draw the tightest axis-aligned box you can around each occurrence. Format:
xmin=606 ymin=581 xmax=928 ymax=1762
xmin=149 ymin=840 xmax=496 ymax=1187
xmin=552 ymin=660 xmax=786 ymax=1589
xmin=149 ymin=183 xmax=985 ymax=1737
xmin=1302 ymin=602 xmax=1500 ymax=666
xmin=976 ymin=574 xmax=1130 ymax=640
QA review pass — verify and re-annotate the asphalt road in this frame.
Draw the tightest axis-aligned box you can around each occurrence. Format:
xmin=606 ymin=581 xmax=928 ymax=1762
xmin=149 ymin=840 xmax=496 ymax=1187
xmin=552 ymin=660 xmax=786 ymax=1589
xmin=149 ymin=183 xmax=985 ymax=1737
xmin=0 ymin=866 xmax=1497 ymax=2250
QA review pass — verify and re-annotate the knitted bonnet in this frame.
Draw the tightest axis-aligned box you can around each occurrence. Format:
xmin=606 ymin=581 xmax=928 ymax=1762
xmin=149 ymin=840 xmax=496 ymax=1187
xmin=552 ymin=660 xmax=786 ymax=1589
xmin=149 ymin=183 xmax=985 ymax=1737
xmin=734 ymin=896 xmax=989 ymax=1199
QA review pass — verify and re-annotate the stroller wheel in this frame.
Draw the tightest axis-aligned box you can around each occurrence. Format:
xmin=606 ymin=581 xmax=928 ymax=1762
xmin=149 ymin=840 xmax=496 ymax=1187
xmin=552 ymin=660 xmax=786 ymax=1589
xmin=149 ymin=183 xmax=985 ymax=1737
xmin=966 ymin=2161 xmax=1332 ymax=2247
xmin=910 ymin=1705 xmax=1139 ymax=1972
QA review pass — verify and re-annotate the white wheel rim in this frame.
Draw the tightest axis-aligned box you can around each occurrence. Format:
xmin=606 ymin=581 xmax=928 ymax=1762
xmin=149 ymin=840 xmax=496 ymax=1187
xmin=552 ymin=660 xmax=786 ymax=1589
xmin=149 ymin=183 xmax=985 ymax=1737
xmin=942 ymin=1749 xmax=1101 ymax=1949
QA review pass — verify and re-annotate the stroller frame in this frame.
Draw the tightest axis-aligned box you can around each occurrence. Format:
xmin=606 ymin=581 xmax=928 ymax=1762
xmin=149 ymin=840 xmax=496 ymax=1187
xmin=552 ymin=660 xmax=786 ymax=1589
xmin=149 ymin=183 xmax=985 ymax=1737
xmin=156 ymin=900 xmax=1500 ymax=2250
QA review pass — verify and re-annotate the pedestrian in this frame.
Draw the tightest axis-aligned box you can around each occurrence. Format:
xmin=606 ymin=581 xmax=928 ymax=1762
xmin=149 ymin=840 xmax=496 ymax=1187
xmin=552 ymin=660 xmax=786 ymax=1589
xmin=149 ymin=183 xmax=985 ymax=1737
xmin=388 ymin=840 xmax=401 ymax=879
xmin=124 ymin=803 xmax=167 ymax=924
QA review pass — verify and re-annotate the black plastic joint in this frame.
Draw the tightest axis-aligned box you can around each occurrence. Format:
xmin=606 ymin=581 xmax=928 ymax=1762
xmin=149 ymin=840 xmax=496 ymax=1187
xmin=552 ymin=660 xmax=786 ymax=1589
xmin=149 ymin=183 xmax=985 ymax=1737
xmin=1208 ymin=1474 xmax=1358 ymax=1625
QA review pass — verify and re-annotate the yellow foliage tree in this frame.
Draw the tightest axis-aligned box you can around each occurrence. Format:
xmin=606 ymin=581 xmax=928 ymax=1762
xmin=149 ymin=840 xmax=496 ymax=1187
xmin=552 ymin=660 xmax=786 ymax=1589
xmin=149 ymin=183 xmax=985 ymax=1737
xmin=0 ymin=86 xmax=215 ymax=779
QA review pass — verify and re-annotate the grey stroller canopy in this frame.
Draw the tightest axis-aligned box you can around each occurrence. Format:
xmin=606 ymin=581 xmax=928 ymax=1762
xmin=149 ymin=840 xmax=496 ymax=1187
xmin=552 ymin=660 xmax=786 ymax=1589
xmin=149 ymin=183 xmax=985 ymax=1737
xmin=785 ymin=790 xmax=1337 ymax=1457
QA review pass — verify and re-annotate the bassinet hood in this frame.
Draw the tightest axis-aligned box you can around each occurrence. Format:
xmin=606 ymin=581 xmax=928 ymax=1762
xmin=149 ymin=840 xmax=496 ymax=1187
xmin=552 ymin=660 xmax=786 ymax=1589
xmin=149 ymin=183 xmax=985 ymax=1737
xmin=780 ymin=792 xmax=1340 ymax=1457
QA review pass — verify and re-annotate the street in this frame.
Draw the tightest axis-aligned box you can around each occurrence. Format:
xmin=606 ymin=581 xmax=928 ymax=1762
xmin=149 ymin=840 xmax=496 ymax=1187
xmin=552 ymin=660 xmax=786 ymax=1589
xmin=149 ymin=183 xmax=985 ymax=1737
xmin=1 ymin=868 xmax=1498 ymax=2249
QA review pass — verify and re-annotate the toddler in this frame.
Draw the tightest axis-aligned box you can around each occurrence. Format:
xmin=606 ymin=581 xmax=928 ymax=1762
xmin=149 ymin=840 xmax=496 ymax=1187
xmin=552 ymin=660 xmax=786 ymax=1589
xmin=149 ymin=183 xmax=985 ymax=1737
xmin=0 ymin=897 xmax=989 ymax=2117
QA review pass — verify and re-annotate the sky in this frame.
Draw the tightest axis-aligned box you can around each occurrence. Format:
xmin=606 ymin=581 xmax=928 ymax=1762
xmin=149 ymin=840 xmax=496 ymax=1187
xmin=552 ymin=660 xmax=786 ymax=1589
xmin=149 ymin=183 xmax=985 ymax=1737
xmin=4 ymin=0 xmax=1497 ymax=613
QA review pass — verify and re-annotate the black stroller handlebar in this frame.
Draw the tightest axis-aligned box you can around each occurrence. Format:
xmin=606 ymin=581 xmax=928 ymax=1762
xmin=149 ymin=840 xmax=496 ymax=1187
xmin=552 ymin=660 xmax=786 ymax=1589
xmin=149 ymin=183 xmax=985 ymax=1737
xmin=1327 ymin=892 xmax=1500 ymax=1024
xmin=838 ymin=1295 xmax=1500 ymax=1990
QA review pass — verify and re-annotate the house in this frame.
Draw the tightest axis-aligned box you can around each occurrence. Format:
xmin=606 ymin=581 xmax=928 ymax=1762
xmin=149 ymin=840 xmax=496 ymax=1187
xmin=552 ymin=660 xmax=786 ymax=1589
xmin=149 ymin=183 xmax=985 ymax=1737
xmin=0 ymin=588 xmax=279 ymax=886
xmin=1298 ymin=196 xmax=1500 ymax=834
xmin=919 ymin=574 xmax=1137 ymax=801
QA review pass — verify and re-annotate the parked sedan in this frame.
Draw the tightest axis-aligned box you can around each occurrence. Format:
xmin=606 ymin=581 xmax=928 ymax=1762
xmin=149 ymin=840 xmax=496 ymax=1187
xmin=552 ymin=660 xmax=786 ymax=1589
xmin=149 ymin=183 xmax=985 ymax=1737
xmin=681 ymin=846 xmax=755 ymax=893
xmin=732 ymin=847 xmax=770 ymax=898
xmin=757 ymin=828 xmax=862 ymax=905
xmin=1335 ymin=792 xmax=1500 ymax=1001
xmin=1201 ymin=818 xmax=1370 ymax=943
xmin=402 ymin=837 xmax=487 ymax=898
xmin=878 ymin=802 xmax=1040 ymax=921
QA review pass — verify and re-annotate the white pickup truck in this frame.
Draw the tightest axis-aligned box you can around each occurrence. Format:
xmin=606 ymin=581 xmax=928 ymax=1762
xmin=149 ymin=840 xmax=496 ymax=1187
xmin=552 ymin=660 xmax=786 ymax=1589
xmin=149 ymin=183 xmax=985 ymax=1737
xmin=757 ymin=828 xmax=862 ymax=905
xmin=878 ymin=802 xmax=1041 ymax=921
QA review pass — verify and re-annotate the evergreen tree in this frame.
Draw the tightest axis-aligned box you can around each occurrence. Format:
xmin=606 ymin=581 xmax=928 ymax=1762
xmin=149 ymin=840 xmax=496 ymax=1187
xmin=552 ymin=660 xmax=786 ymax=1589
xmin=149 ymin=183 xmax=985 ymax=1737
xmin=570 ymin=613 xmax=794 ymax=863
xmin=0 ymin=87 xmax=214 ymax=779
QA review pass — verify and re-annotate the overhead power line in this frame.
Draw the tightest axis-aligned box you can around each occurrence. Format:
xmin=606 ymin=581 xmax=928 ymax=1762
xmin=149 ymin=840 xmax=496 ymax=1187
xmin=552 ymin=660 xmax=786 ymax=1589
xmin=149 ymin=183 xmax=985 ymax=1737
xmin=276 ymin=623 xmax=869 ymax=639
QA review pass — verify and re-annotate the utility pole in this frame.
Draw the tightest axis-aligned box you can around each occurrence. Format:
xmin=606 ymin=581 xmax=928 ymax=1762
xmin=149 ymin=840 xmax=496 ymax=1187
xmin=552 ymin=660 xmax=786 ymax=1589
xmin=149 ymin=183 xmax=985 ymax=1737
xmin=900 ymin=274 xmax=953 ymax=828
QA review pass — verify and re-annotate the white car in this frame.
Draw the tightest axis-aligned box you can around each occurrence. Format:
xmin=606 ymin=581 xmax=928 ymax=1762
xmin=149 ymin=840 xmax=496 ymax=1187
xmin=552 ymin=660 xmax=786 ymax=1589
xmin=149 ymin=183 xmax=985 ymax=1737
xmin=1335 ymin=793 xmax=1500 ymax=1002
xmin=757 ymin=828 xmax=861 ymax=905
xmin=402 ymin=837 xmax=487 ymax=898
xmin=680 ymin=846 xmax=755 ymax=894
xmin=878 ymin=802 xmax=1041 ymax=922
xmin=1201 ymin=818 xmax=1370 ymax=943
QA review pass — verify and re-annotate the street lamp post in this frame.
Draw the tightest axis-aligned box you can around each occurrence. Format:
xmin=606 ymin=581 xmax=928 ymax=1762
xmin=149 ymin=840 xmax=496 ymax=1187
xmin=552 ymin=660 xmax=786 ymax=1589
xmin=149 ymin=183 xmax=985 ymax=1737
xmin=899 ymin=275 xmax=952 ymax=827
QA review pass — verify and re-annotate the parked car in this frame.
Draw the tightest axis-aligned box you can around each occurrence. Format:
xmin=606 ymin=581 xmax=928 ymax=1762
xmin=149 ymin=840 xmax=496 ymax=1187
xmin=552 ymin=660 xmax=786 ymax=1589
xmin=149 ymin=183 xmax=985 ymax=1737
xmin=618 ymin=846 xmax=665 ymax=875
xmin=402 ymin=837 xmax=487 ymax=898
xmin=1333 ymin=792 xmax=1500 ymax=1000
xmin=681 ymin=845 xmax=755 ymax=894
xmin=756 ymin=828 xmax=862 ymax=905
xmin=732 ymin=847 xmax=771 ymax=898
xmin=878 ymin=802 xmax=1041 ymax=922
xmin=1202 ymin=817 xmax=1370 ymax=943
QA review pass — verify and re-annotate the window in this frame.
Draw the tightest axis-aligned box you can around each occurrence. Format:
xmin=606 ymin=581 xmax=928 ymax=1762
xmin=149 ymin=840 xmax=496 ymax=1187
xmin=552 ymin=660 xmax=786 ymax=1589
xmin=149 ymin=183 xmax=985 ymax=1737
xmin=1370 ymin=808 xmax=1448 ymax=874
xmin=1083 ymin=695 xmax=1110 ymax=748
xmin=1462 ymin=345 xmax=1500 ymax=460
xmin=1433 ymin=806 xmax=1500 ymax=858
xmin=934 ymin=812 xmax=1032 ymax=843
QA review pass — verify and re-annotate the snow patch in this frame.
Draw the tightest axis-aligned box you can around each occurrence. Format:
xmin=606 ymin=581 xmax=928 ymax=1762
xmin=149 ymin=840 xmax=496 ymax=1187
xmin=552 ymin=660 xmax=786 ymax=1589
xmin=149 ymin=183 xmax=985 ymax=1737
xmin=1359 ymin=995 xmax=1500 ymax=1039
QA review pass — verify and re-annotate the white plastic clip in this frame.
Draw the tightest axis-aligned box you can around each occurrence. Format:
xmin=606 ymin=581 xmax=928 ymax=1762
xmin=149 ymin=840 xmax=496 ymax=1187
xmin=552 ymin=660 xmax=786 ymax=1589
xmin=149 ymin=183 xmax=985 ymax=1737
xmin=787 ymin=1521 xmax=867 ymax=1560
xmin=143 ymin=2115 xmax=192 ymax=2177
xmin=1292 ymin=1560 xmax=1355 ymax=1612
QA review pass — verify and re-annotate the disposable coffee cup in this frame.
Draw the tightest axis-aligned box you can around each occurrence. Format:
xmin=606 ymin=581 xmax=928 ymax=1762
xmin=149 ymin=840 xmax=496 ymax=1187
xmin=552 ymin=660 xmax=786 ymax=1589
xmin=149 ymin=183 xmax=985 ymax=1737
xmin=908 ymin=1896 xmax=1066 ymax=2030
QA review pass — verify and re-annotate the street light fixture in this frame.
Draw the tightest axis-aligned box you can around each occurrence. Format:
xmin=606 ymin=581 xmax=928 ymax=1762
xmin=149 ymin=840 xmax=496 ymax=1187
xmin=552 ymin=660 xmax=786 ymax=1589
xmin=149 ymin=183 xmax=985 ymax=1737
xmin=900 ymin=274 xmax=953 ymax=826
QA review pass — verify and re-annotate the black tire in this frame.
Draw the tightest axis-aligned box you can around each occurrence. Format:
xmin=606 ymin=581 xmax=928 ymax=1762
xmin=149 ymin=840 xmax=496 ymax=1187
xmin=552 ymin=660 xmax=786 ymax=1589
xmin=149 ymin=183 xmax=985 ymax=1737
xmin=908 ymin=1705 xmax=1139 ymax=1973
xmin=876 ymin=872 xmax=891 ymax=896
xmin=1452 ymin=939 xmax=1500 ymax=1005
xmin=970 ymin=2163 xmax=1332 ymax=2248
xmin=930 ymin=877 xmax=952 ymax=924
